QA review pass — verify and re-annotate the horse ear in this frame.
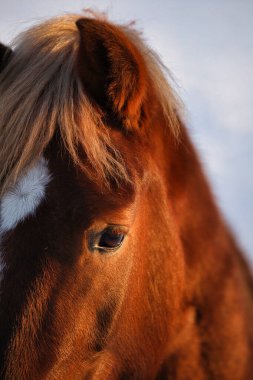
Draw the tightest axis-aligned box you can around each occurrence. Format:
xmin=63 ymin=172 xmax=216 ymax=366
xmin=0 ymin=43 xmax=12 ymax=72
xmin=76 ymin=18 xmax=148 ymax=130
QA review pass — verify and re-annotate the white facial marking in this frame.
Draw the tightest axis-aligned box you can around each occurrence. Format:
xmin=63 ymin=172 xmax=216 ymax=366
xmin=0 ymin=157 xmax=51 ymax=234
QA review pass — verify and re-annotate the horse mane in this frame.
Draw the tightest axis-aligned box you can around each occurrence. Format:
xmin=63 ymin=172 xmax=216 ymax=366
xmin=0 ymin=13 xmax=180 ymax=196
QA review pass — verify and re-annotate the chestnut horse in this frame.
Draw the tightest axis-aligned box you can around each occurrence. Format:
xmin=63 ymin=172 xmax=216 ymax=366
xmin=0 ymin=14 xmax=252 ymax=380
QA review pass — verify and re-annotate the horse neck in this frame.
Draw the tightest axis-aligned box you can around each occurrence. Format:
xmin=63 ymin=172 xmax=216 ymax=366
xmin=166 ymin=124 xmax=252 ymax=297
xmin=154 ymin=115 xmax=253 ymax=377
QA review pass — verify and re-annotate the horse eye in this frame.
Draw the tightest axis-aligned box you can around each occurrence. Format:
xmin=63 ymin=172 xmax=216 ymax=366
xmin=90 ymin=227 xmax=126 ymax=253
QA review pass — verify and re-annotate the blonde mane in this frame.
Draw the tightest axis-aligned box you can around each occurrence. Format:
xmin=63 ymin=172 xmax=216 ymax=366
xmin=0 ymin=14 xmax=180 ymax=196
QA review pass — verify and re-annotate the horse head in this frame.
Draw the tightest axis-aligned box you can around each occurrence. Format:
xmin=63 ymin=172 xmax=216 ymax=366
xmin=0 ymin=14 xmax=252 ymax=380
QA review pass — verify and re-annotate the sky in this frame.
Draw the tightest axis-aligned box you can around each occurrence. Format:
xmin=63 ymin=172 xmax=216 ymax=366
xmin=0 ymin=1 xmax=253 ymax=264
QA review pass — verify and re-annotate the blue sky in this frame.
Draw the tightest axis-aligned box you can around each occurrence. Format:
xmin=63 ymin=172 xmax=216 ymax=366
xmin=1 ymin=1 xmax=253 ymax=264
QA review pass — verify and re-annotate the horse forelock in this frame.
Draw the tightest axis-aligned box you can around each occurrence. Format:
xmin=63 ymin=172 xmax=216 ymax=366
xmin=0 ymin=13 xmax=181 ymax=198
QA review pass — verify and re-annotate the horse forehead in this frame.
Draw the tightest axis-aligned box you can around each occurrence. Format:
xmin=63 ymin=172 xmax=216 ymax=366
xmin=0 ymin=157 xmax=51 ymax=234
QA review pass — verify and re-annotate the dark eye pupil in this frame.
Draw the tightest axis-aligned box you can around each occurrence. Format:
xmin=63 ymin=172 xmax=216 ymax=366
xmin=98 ymin=230 xmax=124 ymax=249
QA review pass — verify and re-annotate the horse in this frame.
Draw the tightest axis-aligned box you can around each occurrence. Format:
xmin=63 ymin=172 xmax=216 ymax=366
xmin=0 ymin=13 xmax=252 ymax=380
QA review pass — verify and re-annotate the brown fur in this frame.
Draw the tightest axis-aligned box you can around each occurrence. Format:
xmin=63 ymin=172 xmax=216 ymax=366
xmin=0 ymin=13 xmax=252 ymax=380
